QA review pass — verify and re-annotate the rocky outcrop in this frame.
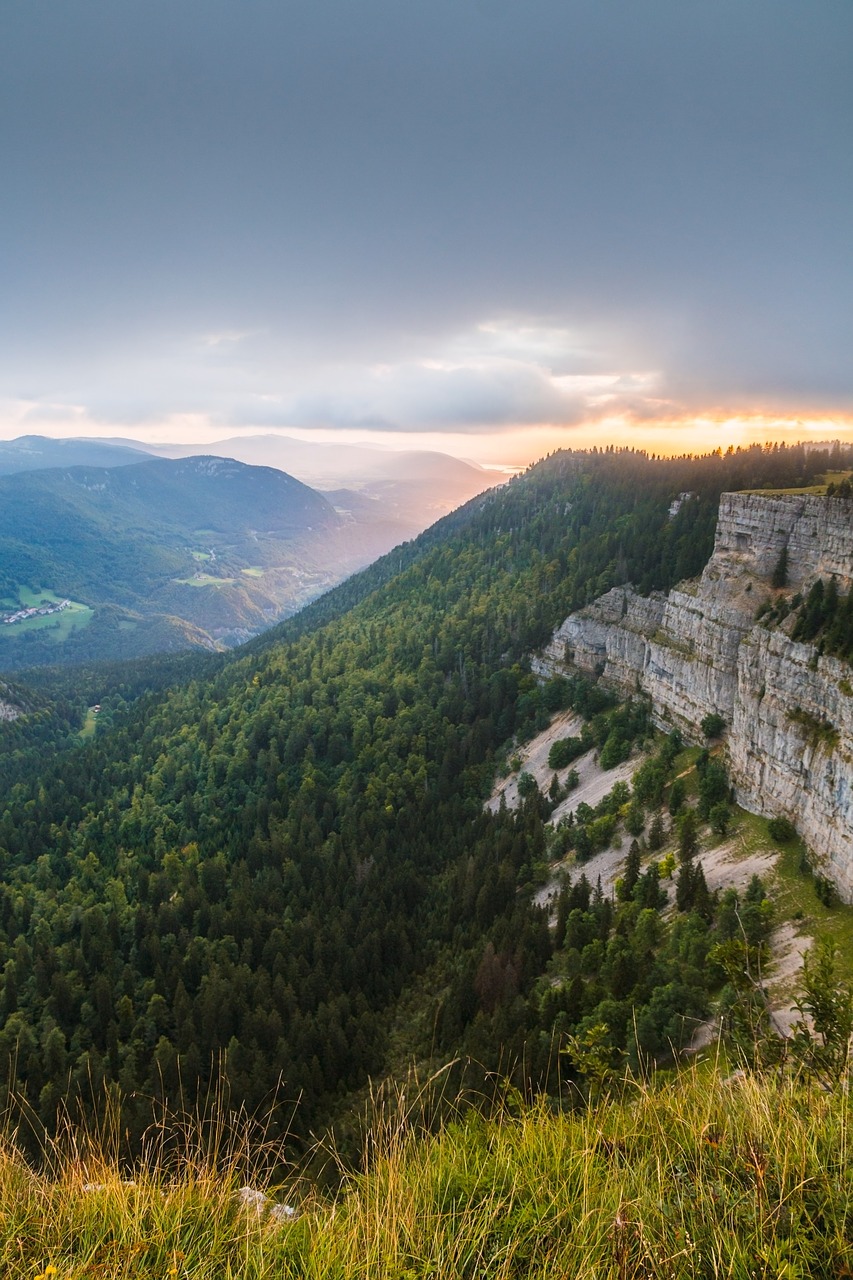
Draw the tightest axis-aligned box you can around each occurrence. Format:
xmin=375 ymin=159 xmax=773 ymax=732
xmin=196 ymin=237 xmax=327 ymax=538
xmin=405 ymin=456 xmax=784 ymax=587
xmin=535 ymin=491 xmax=853 ymax=900
xmin=713 ymin=492 xmax=853 ymax=591
xmin=0 ymin=681 xmax=23 ymax=722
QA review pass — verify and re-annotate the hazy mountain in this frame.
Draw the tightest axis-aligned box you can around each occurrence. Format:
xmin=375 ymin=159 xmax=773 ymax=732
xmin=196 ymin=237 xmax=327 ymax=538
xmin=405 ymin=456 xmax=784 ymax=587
xmin=0 ymin=435 xmax=501 ymax=593
xmin=0 ymin=434 xmax=151 ymax=474
xmin=0 ymin=455 xmax=407 ymax=666
xmin=144 ymin=435 xmax=497 ymax=532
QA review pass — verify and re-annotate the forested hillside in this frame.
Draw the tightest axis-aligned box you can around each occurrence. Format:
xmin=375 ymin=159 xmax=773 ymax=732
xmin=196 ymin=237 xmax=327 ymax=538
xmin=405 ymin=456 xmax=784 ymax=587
xmin=0 ymin=455 xmax=409 ymax=667
xmin=0 ymin=443 xmax=840 ymax=1156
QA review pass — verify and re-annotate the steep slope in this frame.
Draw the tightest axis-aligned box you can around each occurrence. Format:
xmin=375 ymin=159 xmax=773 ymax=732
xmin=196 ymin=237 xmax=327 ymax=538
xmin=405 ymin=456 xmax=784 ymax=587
xmin=536 ymin=491 xmax=853 ymax=898
xmin=0 ymin=444 xmax=838 ymax=1149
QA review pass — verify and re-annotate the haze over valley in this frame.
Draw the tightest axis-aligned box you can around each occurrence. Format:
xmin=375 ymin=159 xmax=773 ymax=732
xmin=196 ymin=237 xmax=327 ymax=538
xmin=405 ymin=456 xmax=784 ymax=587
xmin=0 ymin=436 xmax=495 ymax=666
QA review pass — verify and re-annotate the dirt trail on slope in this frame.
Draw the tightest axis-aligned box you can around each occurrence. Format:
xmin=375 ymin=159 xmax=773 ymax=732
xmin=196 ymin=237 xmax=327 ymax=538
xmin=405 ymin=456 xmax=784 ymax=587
xmin=697 ymin=833 xmax=778 ymax=896
xmin=490 ymin=711 xmax=645 ymax=907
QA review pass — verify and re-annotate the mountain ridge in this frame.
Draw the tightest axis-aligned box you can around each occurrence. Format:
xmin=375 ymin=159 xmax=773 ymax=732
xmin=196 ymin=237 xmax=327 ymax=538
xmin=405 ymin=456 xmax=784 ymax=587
xmin=0 ymin=434 xmax=152 ymax=474
xmin=0 ymin=438 xmax=500 ymax=667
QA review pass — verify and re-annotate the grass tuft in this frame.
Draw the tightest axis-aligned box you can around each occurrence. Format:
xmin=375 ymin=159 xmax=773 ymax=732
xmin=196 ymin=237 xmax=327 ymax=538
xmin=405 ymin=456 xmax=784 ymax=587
xmin=2 ymin=1065 xmax=853 ymax=1276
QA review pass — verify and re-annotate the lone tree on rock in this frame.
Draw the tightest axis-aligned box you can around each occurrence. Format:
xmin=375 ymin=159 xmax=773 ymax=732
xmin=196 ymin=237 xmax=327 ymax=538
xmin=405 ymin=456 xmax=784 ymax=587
xmin=772 ymin=544 xmax=789 ymax=589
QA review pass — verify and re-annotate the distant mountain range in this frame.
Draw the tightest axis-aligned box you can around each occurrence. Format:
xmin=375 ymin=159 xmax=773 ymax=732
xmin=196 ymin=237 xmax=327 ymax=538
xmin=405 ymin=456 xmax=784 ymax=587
xmin=0 ymin=440 xmax=498 ymax=668
xmin=0 ymin=433 xmax=496 ymax=535
xmin=0 ymin=435 xmax=152 ymax=474
xmin=110 ymin=433 xmax=495 ymax=533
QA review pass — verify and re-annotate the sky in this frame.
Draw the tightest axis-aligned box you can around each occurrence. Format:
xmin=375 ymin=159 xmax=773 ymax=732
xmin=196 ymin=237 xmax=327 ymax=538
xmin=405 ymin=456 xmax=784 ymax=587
xmin=2 ymin=0 xmax=852 ymax=468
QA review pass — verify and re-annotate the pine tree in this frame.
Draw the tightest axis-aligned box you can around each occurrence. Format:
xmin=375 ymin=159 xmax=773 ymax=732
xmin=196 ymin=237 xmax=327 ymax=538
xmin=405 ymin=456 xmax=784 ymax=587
xmin=771 ymin=544 xmax=789 ymax=589
xmin=619 ymin=840 xmax=642 ymax=902
xmin=678 ymin=809 xmax=699 ymax=862
xmin=647 ymin=812 xmax=666 ymax=852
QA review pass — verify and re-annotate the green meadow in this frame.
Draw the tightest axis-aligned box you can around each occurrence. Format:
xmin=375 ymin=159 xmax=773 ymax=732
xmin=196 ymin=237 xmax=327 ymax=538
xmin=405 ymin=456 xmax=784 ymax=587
xmin=0 ymin=586 xmax=93 ymax=642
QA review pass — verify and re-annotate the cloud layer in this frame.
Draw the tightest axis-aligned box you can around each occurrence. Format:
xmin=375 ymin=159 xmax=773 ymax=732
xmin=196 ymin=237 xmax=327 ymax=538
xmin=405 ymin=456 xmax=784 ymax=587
xmin=1 ymin=1 xmax=851 ymax=453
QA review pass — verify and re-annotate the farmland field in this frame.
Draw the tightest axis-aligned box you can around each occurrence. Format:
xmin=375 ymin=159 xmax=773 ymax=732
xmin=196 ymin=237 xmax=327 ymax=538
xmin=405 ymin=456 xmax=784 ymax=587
xmin=0 ymin=586 xmax=94 ymax=641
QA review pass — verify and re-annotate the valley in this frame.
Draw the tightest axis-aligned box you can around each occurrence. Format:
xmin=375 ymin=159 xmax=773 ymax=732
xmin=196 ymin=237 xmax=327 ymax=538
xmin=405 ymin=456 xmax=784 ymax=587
xmin=1 ymin=443 xmax=853 ymax=1274
xmin=0 ymin=442 xmax=499 ymax=669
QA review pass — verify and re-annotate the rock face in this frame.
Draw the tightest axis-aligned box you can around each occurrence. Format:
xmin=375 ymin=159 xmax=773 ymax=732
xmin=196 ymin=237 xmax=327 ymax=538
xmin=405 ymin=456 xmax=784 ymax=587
xmin=713 ymin=492 xmax=853 ymax=592
xmin=0 ymin=681 xmax=23 ymax=722
xmin=535 ymin=492 xmax=853 ymax=900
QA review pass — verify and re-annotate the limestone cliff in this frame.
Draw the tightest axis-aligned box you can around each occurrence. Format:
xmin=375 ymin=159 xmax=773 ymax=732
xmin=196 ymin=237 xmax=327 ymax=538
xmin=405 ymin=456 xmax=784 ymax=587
xmin=535 ymin=492 xmax=853 ymax=899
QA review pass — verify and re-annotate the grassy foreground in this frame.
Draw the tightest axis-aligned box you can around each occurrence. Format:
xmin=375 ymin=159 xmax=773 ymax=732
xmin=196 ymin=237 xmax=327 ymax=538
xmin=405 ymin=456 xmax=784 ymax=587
xmin=2 ymin=1066 xmax=853 ymax=1279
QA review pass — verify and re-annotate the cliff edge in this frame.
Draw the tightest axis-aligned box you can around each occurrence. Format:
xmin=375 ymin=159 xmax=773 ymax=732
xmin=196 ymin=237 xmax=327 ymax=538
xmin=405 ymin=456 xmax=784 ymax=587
xmin=535 ymin=491 xmax=853 ymax=900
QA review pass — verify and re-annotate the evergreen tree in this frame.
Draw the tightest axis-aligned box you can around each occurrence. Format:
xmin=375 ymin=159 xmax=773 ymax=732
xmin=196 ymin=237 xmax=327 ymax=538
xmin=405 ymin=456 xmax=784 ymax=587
xmin=647 ymin=813 xmax=666 ymax=852
xmin=668 ymin=777 xmax=686 ymax=816
xmin=771 ymin=544 xmax=789 ymax=588
xmin=678 ymin=809 xmax=699 ymax=863
xmin=619 ymin=840 xmax=642 ymax=903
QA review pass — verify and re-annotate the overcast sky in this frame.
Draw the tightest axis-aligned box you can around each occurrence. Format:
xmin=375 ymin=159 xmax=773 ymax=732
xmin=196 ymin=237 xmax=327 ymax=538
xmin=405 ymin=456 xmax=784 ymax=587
xmin=2 ymin=1 xmax=851 ymax=464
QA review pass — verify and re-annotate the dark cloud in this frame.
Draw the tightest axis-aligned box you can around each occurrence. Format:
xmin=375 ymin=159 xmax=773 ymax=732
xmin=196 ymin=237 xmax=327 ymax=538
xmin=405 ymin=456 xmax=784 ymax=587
xmin=1 ymin=0 xmax=851 ymax=435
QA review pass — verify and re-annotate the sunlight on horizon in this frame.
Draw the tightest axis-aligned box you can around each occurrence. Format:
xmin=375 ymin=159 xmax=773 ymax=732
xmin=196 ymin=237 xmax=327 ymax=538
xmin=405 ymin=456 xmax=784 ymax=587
xmin=3 ymin=407 xmax=853 ymax=476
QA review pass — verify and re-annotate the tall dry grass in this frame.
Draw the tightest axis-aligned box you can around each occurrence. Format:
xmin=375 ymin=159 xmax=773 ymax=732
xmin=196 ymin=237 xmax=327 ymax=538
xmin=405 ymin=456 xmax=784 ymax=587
xmin=1 ymin=1062 xmax=852 ymax=1278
